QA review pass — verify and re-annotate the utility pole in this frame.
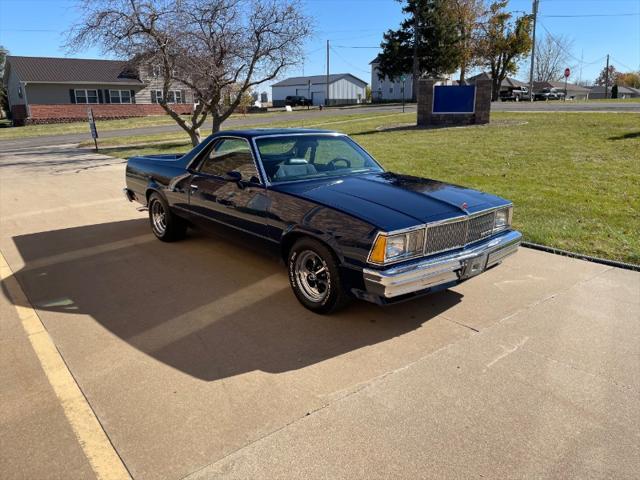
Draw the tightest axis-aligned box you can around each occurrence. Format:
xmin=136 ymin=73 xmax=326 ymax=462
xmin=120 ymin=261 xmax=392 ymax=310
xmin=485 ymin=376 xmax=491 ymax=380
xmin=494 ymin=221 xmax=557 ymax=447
xmin=528 ymin=0 xmax=539 ymax=101
xmin=326 ymin=40 xmax=330 ymax=107
xmin=579 ymin=49 xmax=584 ymax=85
xmin=604 ymin=54 xmax=610 ymax=99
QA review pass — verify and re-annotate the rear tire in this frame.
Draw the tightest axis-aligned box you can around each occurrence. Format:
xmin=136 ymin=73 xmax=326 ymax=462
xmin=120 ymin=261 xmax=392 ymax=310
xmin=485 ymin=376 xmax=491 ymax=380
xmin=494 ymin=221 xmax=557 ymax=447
xmin=287 ymin=238 xmax=351 ymax=314
xmin=148 ymin=193 xmax=187 ymax=242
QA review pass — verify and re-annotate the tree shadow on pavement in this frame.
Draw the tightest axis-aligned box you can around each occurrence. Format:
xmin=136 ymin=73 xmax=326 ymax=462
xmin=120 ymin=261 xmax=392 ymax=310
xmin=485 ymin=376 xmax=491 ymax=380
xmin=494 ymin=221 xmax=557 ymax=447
xmin=3 ymin=219 xmax=462 ymax=381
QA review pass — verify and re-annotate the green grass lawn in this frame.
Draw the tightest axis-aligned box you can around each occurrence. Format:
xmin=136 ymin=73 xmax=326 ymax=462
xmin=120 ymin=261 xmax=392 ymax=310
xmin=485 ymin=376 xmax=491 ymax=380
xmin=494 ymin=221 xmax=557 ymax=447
xmin=95 ymin=111 xmax=639 ymax=264
xmin=0 ymin=111 xmax=288 ymax=140
xmin=0 ymin=115 xmax=178 ymax=139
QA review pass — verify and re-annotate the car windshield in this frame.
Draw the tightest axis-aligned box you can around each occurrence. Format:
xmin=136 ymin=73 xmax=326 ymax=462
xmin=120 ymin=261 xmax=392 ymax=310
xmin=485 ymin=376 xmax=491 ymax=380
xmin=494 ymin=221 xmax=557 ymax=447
xmin=255 ymin=134 xmax=384 ymax=183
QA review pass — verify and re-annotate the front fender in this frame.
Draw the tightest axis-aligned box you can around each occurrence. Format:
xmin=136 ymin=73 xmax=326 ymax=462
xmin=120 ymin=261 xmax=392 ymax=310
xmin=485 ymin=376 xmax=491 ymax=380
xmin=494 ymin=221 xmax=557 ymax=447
xmin=281 ymin=225 xmax=346 ymax=264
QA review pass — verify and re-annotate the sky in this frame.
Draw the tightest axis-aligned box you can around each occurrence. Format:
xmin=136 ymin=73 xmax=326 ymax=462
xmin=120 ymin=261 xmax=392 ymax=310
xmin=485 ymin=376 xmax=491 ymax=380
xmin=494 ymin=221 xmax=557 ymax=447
xmin=1 ymin=0 xmax=639 ymax=92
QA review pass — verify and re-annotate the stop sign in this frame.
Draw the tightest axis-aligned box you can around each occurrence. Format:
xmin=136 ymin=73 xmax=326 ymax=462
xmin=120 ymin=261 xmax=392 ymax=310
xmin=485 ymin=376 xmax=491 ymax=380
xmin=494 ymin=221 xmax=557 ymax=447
xmin=564 ymin=68 xmax=571 ymax=78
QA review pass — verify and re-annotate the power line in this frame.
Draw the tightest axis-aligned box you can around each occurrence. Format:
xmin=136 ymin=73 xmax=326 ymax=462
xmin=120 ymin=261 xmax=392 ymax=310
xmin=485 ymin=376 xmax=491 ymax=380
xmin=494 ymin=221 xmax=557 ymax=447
xmin=541 ymin=13 xmax=640 ymax=18
xmin=538 ymin=21 xmax=607 ymax=65
xmin=1 ymin=29 xmax=60 ymax=32
xmin=305 ymin=45 xmax=326 ymax=55
xmin=329 ymin=46 xmax=370 ymax=75
xmin=610 ymin=57 xmax=638 ymax=72
xmin=333 ymin=45 xmax=380 ymax=49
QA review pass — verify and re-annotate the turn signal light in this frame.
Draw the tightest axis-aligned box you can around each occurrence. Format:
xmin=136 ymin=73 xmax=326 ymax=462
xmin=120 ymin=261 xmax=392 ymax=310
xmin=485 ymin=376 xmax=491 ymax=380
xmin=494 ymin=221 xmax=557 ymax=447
xmin=369 ymin=235 xmax=387 ymax=264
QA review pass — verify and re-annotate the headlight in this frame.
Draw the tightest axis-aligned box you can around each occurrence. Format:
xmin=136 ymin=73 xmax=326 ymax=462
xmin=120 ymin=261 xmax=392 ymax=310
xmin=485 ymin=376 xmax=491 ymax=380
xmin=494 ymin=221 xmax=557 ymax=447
xmin=494 ymin=207 xmax=513 ymax=232
xmin=369 ymin=228 xmax=425 ymax=264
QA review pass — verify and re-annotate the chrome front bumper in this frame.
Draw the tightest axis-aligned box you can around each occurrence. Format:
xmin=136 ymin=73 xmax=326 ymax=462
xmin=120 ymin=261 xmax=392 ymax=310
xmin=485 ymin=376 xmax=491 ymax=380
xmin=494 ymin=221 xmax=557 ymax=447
xmin=362 ymin=230 xmax=522 ymax=299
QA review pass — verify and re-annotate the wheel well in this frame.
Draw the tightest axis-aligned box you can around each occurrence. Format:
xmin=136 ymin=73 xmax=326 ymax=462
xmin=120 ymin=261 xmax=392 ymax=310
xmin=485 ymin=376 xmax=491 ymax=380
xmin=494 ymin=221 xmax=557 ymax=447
xmin=281 ymin=232 xmax=340 ymax=265
xmin=146 ymin=188 xmax=161 ymax=204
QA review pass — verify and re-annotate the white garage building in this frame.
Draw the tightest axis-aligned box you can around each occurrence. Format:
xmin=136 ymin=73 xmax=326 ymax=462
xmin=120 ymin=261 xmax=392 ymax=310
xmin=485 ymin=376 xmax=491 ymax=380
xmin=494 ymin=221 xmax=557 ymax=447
xmin=271 ymin=73 xmax=367 ymax=107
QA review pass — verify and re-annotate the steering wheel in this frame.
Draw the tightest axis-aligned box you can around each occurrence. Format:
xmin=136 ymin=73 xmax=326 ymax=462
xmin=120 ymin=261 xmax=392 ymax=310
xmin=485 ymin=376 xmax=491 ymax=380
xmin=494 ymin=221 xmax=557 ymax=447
xmin=327 ymin=157 xmax=351 ymax=169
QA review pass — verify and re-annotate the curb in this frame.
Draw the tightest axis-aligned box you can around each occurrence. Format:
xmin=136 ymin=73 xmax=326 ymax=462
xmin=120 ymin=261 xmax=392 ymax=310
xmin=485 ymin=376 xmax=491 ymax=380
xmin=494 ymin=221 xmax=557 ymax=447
xmin=521 ymin=242 xmax=639 ymax=272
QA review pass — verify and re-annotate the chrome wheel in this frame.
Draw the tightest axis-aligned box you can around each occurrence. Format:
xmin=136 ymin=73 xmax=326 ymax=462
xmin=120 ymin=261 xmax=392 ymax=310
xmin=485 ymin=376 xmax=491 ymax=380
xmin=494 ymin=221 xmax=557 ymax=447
xmin=151 ymin=200 xmax=167 ymax=236
xmin=294 ymin=250 xmax=330 ymax=303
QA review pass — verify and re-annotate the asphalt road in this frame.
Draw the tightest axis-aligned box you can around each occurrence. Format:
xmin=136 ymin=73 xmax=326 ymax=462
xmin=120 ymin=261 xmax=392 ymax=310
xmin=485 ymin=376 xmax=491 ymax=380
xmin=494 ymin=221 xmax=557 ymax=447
xmin=2 ymin=101 xmax=638 ymax=152
xmin=1 ymin=144 xmax=638 ymax=479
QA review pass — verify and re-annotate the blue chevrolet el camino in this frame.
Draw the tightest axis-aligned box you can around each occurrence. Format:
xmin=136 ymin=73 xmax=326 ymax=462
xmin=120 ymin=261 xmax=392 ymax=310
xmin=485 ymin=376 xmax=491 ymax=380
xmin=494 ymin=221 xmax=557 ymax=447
xmin=124 ymin=129 xmax=521 ymax=313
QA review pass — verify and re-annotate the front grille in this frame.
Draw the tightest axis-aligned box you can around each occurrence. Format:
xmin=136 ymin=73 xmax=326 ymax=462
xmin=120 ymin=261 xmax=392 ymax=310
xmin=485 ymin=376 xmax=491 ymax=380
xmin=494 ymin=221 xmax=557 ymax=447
xmin=424 ymin=211 xmax=496 ymax=255
xmin=467 ymin=211 xmax=496 ymax=243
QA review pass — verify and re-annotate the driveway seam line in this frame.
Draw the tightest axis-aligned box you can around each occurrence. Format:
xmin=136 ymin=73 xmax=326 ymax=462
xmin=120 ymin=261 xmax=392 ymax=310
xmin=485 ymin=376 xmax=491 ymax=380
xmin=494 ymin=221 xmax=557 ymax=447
xmin=520 ymin=346 xmax=639 ymax=395
xmin=179 ymin=331 xmax=468 ymax=479
xmin=179 ymin=266 xmax=624 ymax=478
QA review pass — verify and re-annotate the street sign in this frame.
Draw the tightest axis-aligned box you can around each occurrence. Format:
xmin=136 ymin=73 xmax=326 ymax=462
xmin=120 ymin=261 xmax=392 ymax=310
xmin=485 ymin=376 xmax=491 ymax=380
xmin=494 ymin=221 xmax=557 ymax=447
xmin=87 ymin=108 xmax=99 ymax=151
xmin=563 ymin=68 xmax=570 ymax=102
xmin=400 ymin=75 xmax=406 ymax=82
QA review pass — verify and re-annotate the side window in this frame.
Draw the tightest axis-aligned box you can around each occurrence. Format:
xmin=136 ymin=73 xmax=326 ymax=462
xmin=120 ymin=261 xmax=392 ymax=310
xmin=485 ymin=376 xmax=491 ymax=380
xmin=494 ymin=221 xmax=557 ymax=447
xmin=199 ymin=138 xmax=258 ymax=181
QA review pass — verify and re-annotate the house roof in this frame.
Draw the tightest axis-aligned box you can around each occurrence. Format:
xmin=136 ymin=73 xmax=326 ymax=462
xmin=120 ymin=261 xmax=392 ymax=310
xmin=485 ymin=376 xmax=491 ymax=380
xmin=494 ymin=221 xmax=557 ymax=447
xmin=6 ymin=56 xmax=143 ymax=85
xmin=272 ymin=73 xmax=368 ymax=88
xmin=589 ymin=85 xmax=637 ymax=94
xmin=466 ymin=73 xmax=525 ymax=87
xmin=534 ymin=80 xmax=590 ymax=92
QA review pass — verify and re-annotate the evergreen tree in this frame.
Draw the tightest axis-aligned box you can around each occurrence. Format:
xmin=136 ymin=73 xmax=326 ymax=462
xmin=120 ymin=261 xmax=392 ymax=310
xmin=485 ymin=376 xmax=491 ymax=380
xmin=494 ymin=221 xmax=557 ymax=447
xmin=377 ymin=0 xmax=463 ymax=100
xmin=611 ymin=84 xmax=618 ymax=99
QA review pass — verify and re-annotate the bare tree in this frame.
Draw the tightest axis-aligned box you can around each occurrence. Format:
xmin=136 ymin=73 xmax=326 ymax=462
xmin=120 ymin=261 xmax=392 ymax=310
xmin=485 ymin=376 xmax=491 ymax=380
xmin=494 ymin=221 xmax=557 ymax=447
xmin=0 ymin=45 xmax=9 ymax=118
xmin=68 ymin=0 xmax=311 ymax=145
xmin=533 ymin=34 xmax=573 ymax=82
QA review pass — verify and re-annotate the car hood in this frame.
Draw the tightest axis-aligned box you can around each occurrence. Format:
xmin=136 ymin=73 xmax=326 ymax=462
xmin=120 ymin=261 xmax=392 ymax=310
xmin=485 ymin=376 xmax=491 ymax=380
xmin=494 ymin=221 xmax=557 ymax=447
xmin=271 ymin=172 xmax=511 ymax=231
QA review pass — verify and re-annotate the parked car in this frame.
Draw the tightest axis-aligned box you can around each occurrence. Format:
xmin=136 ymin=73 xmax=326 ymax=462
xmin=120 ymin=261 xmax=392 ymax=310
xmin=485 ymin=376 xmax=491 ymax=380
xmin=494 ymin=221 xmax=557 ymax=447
xmin=534 ymin=88 xmax=565 ymax=101
xmin=284 ymin=95 xmax=312 ymax=107
xmin=500 ymin=86 xmax=530 ymax=101
xmin=124 ymin=129 xmax=521 ymax=313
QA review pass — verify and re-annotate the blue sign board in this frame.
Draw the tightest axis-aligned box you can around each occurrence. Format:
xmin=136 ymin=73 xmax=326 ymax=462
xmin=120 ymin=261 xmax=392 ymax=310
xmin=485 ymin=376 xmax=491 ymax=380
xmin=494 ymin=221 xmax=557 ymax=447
xmin=433 ymin=85 xmax=475 ymax=114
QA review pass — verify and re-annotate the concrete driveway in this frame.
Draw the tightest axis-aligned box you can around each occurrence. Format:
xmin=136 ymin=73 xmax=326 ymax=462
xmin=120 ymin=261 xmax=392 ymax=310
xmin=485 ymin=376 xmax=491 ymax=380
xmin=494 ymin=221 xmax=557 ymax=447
xmin=1 ymin=145 xmax=638 ymax=479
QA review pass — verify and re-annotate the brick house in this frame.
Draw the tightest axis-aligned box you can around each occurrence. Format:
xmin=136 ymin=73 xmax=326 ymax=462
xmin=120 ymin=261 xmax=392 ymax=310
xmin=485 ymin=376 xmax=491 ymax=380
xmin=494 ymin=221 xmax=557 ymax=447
xmin=3 ymin=56 xmax=195 ymax=125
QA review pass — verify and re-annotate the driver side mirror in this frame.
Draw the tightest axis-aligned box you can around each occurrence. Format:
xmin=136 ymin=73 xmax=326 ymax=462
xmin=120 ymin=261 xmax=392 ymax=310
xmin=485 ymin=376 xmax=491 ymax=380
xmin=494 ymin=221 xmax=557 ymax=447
xmin=223 ymin=171 xmax=242 ymax=182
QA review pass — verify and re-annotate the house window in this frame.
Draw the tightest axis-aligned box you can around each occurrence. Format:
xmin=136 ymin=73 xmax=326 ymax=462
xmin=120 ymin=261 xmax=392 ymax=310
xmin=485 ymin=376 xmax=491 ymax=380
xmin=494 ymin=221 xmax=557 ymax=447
xmin=109 ymin=90 xmax=132 ymax=104
xmin=75 ymin=89 xmax=98 ymax=104
xmin=150 ymin=65 xmax=177 ymax=77
xmin=153 ymin=89 xmax=182 ymax=103
xmin=389 ymin=86 xmax=394 ymax=94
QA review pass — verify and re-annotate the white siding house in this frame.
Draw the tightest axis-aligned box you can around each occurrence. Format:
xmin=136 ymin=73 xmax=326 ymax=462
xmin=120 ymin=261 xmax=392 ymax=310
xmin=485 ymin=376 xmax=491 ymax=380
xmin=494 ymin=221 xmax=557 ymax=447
xmin=271 ymin=74 xmax=367 ymax=106
xmin=370 ymin=56 xmax=414 ymax=102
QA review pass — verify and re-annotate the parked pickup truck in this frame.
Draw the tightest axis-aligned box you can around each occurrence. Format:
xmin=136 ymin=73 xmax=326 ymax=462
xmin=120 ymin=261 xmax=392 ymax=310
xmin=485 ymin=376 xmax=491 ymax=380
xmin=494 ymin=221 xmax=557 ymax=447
xmin=499 ymin=86 xmax=530 ymax=101
xmin=285 ymin=95 xmax=313 ymax=107
xmin=124 ymin=129 xmax=521 ymax=313
xmin=534 ymin=88 xmax=566 ymax=101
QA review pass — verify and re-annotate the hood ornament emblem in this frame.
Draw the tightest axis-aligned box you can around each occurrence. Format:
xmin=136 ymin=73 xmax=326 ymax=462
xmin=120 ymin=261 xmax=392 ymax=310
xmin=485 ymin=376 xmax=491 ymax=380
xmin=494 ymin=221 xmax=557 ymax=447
xmin=461 ymin=202 xmax=468 ymax=211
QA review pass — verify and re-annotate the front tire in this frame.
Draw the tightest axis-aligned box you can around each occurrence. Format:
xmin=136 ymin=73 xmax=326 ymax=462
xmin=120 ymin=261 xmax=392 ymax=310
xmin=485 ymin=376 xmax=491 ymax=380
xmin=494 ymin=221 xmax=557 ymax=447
xmin=287 ymin=238 xmax=350 ymax=314
xmin=148 ymin=193 xmax=187 ymax=242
